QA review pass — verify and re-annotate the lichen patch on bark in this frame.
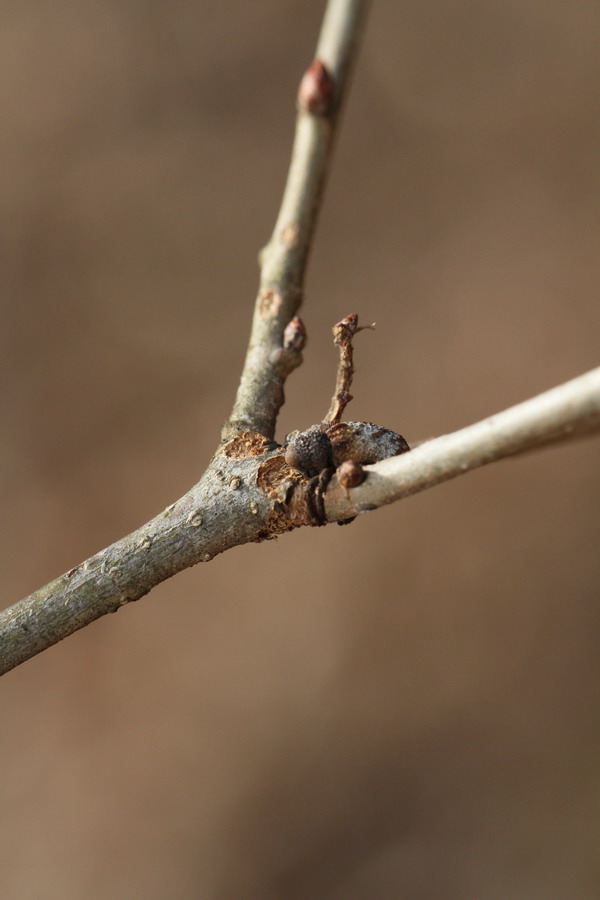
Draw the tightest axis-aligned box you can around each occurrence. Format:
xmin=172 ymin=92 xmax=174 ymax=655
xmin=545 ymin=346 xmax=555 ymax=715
xmin=327 ymin=421 xmax=410 ymax=466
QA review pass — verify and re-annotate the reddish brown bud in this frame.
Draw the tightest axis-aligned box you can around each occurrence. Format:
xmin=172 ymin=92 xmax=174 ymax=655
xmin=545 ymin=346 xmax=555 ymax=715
xmin=297 ymin=60 xmax=334 ymax=116
xmin=283 ymin=316 xmax=307 ymax=352
xmin=337 ymin=459 xmax=364 ymax=491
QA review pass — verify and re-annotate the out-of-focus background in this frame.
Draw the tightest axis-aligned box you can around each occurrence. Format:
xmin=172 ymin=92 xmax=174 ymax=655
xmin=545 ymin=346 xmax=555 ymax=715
xmin=2 ymin=1 xmax=599 ymax=897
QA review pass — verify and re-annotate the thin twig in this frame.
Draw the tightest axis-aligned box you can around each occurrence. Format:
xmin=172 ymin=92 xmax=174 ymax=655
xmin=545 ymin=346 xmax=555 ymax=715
xmin=324 ymin=366 xmax=600 ymax=521
xmin=222 ymin=0 xmax=370 ymax=441
xmin=325 ymin=312 xmax=375 ymax=423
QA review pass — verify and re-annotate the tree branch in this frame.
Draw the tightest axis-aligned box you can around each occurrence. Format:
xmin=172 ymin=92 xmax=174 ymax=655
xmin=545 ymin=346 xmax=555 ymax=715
xmin=1 ymin=1 xmax=598 ymax=677
xmin=2 ymin=366 xmax=598 ymax=675
xmin=323 ymin=366 xmax=600 ymax=521
xmin=0 ymin=0 xmax=372 ymax=676
xmin=222 ymin=0 xmax=370 ymax=441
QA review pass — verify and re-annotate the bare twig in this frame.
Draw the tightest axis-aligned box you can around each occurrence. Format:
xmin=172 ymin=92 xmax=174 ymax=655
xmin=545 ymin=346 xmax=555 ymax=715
xmin=323 ymin=367 xmax=600 ymax=521
xmin=325 ymin=312 xmax=375 ymax=423
xmin=222 ymin=0 xmax=370 ymax=440
xmin=1 ymin=0 xmax=598 ymax=677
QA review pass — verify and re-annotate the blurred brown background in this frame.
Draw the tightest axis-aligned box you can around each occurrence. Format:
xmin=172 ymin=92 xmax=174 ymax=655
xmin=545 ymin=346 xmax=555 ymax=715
xmin=2 ymin=1 xmax=599 ymax=897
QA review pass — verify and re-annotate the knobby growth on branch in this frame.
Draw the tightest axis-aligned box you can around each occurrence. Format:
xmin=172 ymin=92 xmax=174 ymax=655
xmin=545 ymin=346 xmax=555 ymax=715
xmin=1 ymin=0 xmax=599 ymax=676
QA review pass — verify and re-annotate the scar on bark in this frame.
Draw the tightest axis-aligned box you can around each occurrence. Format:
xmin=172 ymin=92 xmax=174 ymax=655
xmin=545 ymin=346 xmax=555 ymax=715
xmin=222 ymin=432 xmax=274 ymax=459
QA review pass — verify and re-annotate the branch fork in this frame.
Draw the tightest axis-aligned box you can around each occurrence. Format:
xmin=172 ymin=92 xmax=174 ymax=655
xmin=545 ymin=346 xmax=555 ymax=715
xmin=1 ymin=0 xmax=598 ymax=676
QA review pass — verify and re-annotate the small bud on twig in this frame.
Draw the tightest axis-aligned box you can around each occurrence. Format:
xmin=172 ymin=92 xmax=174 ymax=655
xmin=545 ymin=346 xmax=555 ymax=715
xmin=298 ymin=60 xmax=334 ymax=116
xmin=269 ymin=316 xmax=307 ymax=374
xmin=337 ymin=459 xmax=365 ymax=494
xmin=335 ymin=459 xmax=364 ymax=526
xmin=283 ymin=316 xmax=307 ymax=352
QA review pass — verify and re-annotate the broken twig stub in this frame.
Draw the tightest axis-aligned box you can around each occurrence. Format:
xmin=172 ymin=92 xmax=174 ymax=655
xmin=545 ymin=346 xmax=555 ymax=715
xmin=325 ymin=313 xmax=375 ymax=424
